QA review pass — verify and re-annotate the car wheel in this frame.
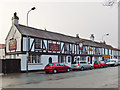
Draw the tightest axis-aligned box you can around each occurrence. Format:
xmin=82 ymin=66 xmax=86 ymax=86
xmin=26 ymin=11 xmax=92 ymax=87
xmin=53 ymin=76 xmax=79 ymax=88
xmin=113 ymin=64 xmax=115 ymax=67
xmin=81 ymin=67 xmax=84 ymax=71
xmin=90 ymin=66 xmax=93 ymax=70
xmin=67 ymin=68 xmax=70 ymax=72
xmin=53 ymin=69 xmax=57 ymax=74
xmin=101 ymin=65 xmax=104 ymax=68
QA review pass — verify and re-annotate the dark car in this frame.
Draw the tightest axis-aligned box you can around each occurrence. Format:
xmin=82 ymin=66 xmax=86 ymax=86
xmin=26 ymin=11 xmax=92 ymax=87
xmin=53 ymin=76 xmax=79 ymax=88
xmin=44 ymin=63 xmax=71 ymax=74
xmin=94 ymin=61 xmax=107 ymax=68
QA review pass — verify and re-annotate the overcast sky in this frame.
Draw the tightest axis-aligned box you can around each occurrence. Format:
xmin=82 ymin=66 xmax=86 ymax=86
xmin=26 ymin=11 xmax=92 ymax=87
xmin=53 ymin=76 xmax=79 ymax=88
xmin=0 ymin=0 xmax=118 ymax=48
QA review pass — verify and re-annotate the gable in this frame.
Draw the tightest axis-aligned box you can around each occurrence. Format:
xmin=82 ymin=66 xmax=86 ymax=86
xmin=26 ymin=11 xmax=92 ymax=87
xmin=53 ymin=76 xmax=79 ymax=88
xmin=6 ymin=25 xmax=21 ymax=41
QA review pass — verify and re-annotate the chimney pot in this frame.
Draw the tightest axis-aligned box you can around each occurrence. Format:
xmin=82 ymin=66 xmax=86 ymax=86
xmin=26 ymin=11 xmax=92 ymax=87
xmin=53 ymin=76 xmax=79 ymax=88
xmin=12 ymin=12 xmax=19 ymax=25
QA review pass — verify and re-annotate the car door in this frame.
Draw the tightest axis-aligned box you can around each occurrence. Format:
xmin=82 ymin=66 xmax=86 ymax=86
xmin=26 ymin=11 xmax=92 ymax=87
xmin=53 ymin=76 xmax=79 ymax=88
xmin=59 ymin=63 xmax=65 ymax=71
xmin=80 ymin=62 xmax=87 ymax=69
xmin=55 ymin=63 xmax=61 ymax=71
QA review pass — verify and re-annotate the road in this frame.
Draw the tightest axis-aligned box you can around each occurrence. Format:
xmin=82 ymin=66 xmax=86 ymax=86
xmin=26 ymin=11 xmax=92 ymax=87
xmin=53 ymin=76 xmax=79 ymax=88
xmin=1 ymin=66 xmax=119 ymax=88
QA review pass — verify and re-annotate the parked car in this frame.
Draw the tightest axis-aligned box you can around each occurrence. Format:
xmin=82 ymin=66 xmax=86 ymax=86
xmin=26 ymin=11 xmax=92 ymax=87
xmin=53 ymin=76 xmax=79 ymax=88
xmin=94 ymin=61 xmax=107 ymax=68
xmin=106 ymin=59 xmax=118 ymax=66
xmin=44 ymin=63 xmax=71 ymax=74
xmin=71 ymin=61 xmax=93 ymax=71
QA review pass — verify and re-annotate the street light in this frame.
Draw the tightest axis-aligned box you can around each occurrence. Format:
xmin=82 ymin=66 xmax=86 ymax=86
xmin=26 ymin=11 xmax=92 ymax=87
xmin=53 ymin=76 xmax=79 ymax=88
xmin=27 ymin=7 xmax=36 ymax=26
xmin=102 ymin=33 xmax=109 ymax=42
xmin=26 ymin=7 xmax=36 ymax=72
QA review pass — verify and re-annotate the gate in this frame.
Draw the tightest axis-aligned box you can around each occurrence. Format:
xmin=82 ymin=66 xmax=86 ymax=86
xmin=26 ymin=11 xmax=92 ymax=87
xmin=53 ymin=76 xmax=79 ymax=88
xmin=1 ymin=59 xmax=21 ymax=73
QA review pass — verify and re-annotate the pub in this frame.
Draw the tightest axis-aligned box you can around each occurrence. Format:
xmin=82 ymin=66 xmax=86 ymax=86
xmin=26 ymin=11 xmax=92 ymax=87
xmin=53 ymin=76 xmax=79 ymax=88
xmin=5 ymin=13 xmax=119 ymax=72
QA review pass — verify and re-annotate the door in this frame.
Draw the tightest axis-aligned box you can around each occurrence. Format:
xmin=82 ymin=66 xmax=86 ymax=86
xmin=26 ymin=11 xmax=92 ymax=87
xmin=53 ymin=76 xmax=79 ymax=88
xmin=49 ymin=57 xmax=52 ymax=63
xmin=71 ymin=56 xmax=75 ymax=64
xmin=90 ymin=56 xmax=92 ymax=64
xmin=3 ymin=59 xmax=21 ymax=73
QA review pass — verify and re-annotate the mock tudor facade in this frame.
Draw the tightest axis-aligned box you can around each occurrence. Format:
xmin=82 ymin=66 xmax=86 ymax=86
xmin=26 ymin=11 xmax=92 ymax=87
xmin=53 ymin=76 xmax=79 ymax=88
xmin=5 ymin=13 xmax=119 ymax=71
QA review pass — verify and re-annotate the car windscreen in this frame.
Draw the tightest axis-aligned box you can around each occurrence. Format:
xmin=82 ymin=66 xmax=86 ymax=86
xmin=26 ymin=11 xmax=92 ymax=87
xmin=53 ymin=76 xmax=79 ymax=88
xmin=94 ymin=61 xmax=99 ymax=64
xmin=46 ymin=64 xmax=53 ymax=66
xmin=59 ymin=63 xmax=65 ymax=66
xmin=80 ymin=62 xmax=86 ymax=64
xmin=107 ymin=59 xmax=110 ymax=62
xmin=100 ymin=61 xmax=105 ymax=64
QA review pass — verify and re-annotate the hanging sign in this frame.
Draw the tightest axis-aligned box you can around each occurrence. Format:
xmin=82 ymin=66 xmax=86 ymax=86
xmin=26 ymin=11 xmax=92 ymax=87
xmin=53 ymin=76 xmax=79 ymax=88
xmin=9 ymin=40 xmax=17 ymax=51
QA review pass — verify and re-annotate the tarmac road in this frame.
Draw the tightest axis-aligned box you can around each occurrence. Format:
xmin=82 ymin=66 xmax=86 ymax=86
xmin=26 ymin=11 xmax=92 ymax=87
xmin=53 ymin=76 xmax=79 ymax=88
xmin=2 ymin=66 xmax=119 ymax=88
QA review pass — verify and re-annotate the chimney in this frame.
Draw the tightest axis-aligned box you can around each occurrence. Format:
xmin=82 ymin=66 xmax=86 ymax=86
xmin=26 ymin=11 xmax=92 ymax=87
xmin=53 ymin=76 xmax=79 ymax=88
xmin=90 ymin=34 xmax=95 ymax=41
xmin=76 ymin=34 xmax=79 ymax=38
xmin=12 ymin=12 xmax=19 ymax=25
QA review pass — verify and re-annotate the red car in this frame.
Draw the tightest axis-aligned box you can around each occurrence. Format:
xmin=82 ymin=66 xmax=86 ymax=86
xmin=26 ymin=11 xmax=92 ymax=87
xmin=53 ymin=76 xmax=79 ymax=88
xmin=94 ymin=61 xmax=107 ymax=68
xmin=44 ymin=63 xmax=71 ymax=74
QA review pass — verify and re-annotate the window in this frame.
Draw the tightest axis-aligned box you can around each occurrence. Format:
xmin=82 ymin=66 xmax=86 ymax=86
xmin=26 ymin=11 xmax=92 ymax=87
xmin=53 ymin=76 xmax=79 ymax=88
xmin=80 ymin=56 xmax=86 ymax=61
xmin=35 ymin=38 xmax=41 ymax=49
xmin=80 ymin=62 xmax=86 ymax=64
xmin=55 ymin=63 xmax=59 ymax=66
xmin=61 ymin=56 xmax=64 ymax=63
xmin=94 ymin=57 xmax=99 ymax=61
xmin=28 ymin=55 xmax=41 ymax=64
xmin=59 ymin=63 xmax=65 ymax=66
xmin=47 ymin=64 xmax=53 ymax=66
xmin=94 ymin=61 xmax=99 ymax=64
xmin=100 ymin=61 xmax=105 ymax=64
xmin=68 ymin=57 xmax=71 ymax=62
xmin=64 ymin=43 xmax=69 ymax=51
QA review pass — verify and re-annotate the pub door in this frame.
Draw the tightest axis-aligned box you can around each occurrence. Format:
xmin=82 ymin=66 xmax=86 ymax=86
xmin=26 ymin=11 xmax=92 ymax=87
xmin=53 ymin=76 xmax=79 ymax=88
xmin=49 ymin=57 xmax=52 ymax=63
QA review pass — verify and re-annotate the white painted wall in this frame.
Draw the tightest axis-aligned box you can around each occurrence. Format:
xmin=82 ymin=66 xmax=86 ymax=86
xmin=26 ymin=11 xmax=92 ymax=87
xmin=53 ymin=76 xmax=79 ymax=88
xmin=0 ymin=49 xmax=5 ymax=59
xmin=6 ymin=25 xmax=21 ymax=53
xmin=21 ymin=55 xmax=58 ymax=71
xmin=21 ymin=54 xmax=27 ymax=71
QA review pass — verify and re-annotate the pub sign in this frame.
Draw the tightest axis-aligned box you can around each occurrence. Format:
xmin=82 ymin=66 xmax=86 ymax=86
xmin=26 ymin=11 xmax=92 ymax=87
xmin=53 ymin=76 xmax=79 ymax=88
xmin=49 ymin=43 xmax=60 ymax=51
xmin=9 ymin=40 xmax=17 ymax=51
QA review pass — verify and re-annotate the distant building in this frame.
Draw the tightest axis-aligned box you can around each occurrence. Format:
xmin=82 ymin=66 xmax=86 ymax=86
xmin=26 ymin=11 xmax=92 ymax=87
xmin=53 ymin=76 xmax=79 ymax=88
xmin=0 ymin=44 xmax=6 ymax=59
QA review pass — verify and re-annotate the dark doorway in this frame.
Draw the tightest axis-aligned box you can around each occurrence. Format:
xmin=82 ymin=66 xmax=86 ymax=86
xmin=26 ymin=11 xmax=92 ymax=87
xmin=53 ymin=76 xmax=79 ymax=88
xmin=71 ymin=56 xmax=75 ymax=64
xmin=90 ymin=56 xmax=92 ymax=64
xmin=88 ymin=57 xmax=90 ymax=63
xmin=1 ymin=59 xmax=21 ymax=73
xmin=49 ymin=57 xmax=52 ymax=63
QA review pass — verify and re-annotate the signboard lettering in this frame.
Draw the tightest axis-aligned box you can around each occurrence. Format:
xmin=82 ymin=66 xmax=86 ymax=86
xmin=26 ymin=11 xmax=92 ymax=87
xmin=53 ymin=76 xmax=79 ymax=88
xmin=49 ymin=43 xmax=60 ymax=51
xmin=9 ymin=40 xmax=17 ymax=51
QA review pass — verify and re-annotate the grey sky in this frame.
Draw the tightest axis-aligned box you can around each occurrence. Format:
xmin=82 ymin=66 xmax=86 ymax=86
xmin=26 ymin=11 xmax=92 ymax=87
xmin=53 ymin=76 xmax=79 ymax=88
xmin=0 ymin=0 xmax=118 ymax=48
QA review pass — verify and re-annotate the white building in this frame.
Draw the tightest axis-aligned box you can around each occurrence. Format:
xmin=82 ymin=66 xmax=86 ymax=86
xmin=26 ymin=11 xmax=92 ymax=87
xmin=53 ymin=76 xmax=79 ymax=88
xmin=5 ymin=13 xmax=119 ymax=72
xmin=0 ymin=44 xmax=5 ymax=59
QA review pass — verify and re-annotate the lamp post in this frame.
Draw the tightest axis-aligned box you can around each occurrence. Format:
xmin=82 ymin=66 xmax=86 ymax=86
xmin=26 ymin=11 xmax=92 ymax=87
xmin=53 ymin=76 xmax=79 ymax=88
xmin=27 ymin=7 xmax=36 ymax=26
xmin=102 ymin=33 xmax=109 ymax=42
xmin=26 ymin=7 xmax=36 ymax=72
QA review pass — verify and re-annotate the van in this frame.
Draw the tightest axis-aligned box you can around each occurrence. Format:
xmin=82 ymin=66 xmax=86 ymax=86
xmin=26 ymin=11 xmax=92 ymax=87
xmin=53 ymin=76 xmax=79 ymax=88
xmin=106 ymin=59 xmax=118 ymax=66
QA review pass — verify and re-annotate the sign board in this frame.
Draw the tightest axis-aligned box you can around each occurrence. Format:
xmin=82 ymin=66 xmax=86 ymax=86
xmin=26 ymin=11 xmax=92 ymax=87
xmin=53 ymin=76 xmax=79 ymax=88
xmin=88 ymin=48 xmax=93 ymax=51
xmin=9 ymin=40 xmax=17 ymax=51
xmin=102 ymin=55 xmax=110 ymax=58
xmin=49 ymin=43 xmax=60 ymax=51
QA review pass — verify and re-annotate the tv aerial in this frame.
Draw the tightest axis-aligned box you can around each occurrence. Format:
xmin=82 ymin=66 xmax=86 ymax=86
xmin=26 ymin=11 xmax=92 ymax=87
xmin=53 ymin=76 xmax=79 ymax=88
xmin=102 ymin=0 xmax=120 ymax=7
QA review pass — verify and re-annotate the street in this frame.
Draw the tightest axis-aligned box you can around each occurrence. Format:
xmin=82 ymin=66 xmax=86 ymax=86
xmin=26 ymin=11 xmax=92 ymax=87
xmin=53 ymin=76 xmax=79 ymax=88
xmin=2 ymin=66 xmax=119 ymax=88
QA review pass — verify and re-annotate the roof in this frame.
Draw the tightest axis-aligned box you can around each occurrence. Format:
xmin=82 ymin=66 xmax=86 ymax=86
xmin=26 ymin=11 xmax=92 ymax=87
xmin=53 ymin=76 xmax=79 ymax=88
xmin=16 ymin=24 xmax=81 ymax=43
xmin=0 ymin=44 xmax=5 ymax=49
xmin=15 ymin=24 xmax=113 ymax=49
